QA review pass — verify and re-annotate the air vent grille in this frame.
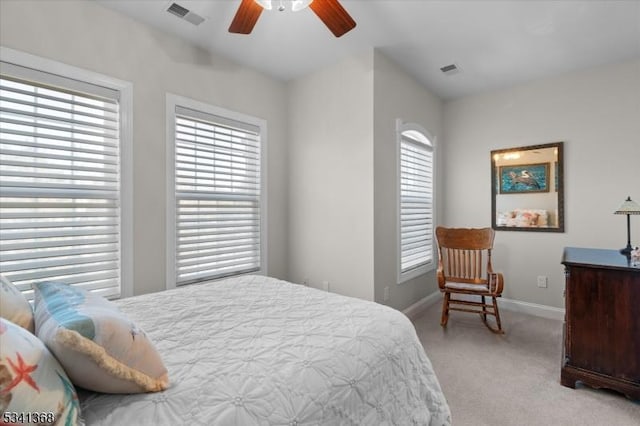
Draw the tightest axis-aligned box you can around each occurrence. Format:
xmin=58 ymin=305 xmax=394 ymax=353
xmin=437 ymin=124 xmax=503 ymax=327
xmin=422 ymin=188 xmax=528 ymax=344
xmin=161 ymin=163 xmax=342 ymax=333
xmin=167 ymin=2 xmax=205 ymax=26
xmin=167 ymin=2 xmax=189 ymax=18
xmin=440 ymin=63 xmax=461 ymax=76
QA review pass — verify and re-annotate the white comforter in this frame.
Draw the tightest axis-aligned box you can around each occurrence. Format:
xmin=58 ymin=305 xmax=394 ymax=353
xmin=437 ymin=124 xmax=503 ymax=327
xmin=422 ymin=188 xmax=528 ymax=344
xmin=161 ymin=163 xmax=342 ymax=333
xmin=80 ymin=275 xmax=451 ymax=425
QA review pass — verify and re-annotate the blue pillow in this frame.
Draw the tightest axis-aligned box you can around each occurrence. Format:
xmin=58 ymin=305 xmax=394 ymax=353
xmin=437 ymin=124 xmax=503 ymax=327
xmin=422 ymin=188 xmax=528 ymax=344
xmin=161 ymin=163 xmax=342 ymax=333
xmin=33 ymin=281 xmax=168 ymax=394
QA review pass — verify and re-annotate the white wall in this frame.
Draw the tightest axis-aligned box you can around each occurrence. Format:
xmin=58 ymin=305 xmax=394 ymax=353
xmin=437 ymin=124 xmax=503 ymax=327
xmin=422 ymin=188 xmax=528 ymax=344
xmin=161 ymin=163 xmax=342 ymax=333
xmin=373 ymin=51 xmax=443 ymax=310
xmin=443 ymin=60 xmax=640 ymax=308
xmin=287 ymin=50 xmax=375 ymax=301
xmin=0 ymin=0 xmax=290 ymax=296
xmin=287 ymin=50 xmax=445 ymax=311
xmin=287 ymin=50 xmax=446 ymax=310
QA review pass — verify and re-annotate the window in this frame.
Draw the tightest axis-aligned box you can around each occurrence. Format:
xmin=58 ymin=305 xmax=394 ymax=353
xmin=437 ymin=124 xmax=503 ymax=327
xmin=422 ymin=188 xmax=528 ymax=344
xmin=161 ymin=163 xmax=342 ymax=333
xmin=0 ymin=48 xmax=132 ymax=300
xmin=166 ymin=95 xmax=266 ymax=288
xmin=397 ymin=120 xmax=434 ymax=283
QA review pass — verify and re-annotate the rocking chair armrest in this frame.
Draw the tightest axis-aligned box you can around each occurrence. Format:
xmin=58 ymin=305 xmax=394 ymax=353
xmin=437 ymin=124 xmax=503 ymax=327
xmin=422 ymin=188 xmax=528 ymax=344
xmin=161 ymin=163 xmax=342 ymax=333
xmin=488 ymin=272 xmax=504 ymax=295
xmin=437 ymin=268 xmax=447 ymax=290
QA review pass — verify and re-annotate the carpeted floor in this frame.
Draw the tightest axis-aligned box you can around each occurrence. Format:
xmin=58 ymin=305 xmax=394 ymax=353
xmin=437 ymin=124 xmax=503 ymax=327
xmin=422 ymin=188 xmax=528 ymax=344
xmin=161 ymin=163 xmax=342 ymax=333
xmin=411 ymin=303 xmax=640 ymax=426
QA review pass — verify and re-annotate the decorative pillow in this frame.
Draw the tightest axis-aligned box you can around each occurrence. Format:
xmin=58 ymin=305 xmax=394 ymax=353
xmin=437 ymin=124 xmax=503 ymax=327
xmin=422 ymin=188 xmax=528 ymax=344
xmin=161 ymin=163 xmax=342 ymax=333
xmin=0 ymin=275 xmax=34 ymax=333
xmin=33 ymin=281 xmax=168 ymax=394
xmin=496 ymin=211 xmax=512 ymax=226
xmin=499 ymin=209 xmax=549 ymax=227
xmin=0 ymin=318 xmax=81 ymax=425
xmin=514 ymin=208 xmax=548 ymax=227
xmin=516 ymin=211 xmax=539 ymax=226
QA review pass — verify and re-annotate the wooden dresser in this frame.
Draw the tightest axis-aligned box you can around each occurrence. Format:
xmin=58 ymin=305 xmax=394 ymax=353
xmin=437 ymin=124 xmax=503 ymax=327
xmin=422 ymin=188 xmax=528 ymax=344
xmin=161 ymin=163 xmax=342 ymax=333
xmin=561 ymin=247 xmax=640 ymax=400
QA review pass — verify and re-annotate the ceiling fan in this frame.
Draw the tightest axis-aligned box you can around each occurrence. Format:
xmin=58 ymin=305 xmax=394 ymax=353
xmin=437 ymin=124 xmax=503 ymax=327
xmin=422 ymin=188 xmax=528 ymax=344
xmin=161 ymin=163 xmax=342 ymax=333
xmin=229 ymin=0 xmax=356 ymax=38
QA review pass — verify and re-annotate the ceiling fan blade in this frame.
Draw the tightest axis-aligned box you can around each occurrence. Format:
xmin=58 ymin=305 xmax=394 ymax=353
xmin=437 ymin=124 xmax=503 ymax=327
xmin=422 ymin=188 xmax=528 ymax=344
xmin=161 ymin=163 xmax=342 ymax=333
xmin=309 ymin=0 xmax=356 ymax=38
xmin=229 ymin=0 xmax=264 ymax=34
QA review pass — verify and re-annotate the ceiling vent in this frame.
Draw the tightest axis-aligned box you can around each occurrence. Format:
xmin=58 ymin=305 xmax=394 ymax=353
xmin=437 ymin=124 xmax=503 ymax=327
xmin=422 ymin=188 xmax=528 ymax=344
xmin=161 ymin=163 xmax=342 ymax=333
xmin=440 ymin=63 xmax=461 ymax=76
xmin=167 ymin=2 xmax=205 ymax=26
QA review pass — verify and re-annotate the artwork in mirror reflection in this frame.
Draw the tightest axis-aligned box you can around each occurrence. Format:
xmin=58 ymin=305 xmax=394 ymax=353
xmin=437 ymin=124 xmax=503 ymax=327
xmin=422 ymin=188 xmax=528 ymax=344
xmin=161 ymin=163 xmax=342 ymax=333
xmin=491 ymin=142 xmax=564 ymax=232
xmin=499 ymin=163 xmax=549 ymax=194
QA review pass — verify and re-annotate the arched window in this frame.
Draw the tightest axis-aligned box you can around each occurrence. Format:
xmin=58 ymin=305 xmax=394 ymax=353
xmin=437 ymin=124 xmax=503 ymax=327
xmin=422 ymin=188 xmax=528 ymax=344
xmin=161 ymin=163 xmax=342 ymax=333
xmin=397 ymin=120 xmax=435 ymax=283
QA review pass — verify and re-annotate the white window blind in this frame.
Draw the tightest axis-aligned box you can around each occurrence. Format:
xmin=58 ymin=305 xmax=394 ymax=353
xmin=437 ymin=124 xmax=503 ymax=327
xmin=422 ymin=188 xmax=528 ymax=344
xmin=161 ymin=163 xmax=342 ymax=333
xmin=0 ymin=62 xmax=123 ymax=300
xmin=400 ymin=131 xmax=433 ymax=275
xmin=172 ymin=105 xmax=262 ymax=286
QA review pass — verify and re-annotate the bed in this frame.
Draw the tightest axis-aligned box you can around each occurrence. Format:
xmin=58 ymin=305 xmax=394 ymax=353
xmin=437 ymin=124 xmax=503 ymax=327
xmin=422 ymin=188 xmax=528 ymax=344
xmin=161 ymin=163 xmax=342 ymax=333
xmin=78 ymin=275 xmax=451 ymax=425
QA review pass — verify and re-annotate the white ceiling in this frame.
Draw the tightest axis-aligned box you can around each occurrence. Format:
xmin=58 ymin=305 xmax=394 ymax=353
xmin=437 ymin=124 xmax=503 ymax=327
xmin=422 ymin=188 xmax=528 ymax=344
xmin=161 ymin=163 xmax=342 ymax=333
xmin=97 ymin=0 xmax=640 ymax=100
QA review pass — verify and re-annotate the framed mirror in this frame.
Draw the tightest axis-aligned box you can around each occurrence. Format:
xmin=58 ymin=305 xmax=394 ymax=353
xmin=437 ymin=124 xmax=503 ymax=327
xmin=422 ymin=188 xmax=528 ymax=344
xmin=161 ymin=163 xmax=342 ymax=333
xmin=491 ymin=142 xmax=564 ymax=232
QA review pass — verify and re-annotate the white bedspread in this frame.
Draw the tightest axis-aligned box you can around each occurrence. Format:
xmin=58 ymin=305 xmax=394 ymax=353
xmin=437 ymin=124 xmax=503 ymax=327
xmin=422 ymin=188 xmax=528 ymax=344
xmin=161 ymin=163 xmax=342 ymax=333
xmin=80 ymin=275 xmax=451 ymax=425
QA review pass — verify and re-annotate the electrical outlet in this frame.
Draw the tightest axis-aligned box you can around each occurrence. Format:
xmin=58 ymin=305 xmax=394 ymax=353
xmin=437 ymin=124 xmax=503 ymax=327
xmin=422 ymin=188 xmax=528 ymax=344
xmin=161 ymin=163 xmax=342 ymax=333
xmin=322 ymin=280 xmax=330 ymax=292
xmin=537 ymin=275 xmax=548 ymax=288
xmin=383 ymin=286 xmax=390 ymax=301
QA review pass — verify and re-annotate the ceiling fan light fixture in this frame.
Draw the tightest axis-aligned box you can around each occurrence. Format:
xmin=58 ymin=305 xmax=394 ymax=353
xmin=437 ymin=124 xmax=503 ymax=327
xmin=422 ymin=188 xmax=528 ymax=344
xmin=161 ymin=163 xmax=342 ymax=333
xmin=254 ymin=0 xmax=272 ymax=10
xmin=292 ymin=0 xmax=314 ymax=12
xmin=253 ymin=0 xmax=313 ymax=12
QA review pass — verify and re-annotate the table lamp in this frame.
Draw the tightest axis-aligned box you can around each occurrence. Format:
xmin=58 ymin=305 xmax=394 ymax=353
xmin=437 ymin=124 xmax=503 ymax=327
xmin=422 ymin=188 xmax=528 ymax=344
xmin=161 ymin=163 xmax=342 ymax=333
xmin=614 ymin=196 xmax=640 ymax=255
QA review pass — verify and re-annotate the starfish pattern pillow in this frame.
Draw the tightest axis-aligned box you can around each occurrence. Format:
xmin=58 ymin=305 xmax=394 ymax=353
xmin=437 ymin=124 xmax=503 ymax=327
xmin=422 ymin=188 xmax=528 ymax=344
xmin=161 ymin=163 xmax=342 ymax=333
xmin=0 ymin=318 xmax=81 ymax=425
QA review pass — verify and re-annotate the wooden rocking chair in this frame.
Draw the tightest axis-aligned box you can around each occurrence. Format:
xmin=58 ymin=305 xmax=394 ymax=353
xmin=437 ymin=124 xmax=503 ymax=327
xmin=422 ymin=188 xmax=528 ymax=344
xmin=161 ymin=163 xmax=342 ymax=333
xmin=435 ymin=227 xmax=505 ymax=334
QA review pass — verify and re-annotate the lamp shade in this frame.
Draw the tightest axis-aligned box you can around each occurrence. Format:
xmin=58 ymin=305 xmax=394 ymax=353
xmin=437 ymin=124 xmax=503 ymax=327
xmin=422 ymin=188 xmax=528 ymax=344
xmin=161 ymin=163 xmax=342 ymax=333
xmin=614 ymin=196 xmax=640 ymax=215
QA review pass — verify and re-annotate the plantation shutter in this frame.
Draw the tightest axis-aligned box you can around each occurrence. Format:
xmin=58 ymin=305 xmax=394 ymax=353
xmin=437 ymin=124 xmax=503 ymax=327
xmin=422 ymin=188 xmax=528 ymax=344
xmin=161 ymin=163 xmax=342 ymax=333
xmin=173 ymin=106 xmax=261 ymax=286
xmin=400 ymin=134 xmax=433 ymax=273
xmin=0 ymin=62 xmax=122 ymax=300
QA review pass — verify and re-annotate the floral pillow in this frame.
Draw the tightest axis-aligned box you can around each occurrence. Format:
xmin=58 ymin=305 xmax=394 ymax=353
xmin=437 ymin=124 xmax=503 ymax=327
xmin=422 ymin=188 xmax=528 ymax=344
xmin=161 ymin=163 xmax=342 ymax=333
xmin=33 ymin=281 xmax=168 ymax=394
xmin=514 ymin=208 xmax=548 ymax=226
xmin=0 ymin=318 xmax=81 ymax=425
xmin=0 ymin=275 xmax=34 ymax=333
xmin=497 ymin=209 xmax=549 ymax=227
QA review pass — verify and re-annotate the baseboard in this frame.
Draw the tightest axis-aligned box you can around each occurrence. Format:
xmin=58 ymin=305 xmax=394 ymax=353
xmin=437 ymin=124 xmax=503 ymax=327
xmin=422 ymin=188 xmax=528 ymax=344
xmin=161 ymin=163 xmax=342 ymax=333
xmin=403 ymin=292 xmax=565 ymax=321
xmin=402 ymin=290 xmax=441 ymax=319
xmin=497 ymin=297 xmax=565 ymax=321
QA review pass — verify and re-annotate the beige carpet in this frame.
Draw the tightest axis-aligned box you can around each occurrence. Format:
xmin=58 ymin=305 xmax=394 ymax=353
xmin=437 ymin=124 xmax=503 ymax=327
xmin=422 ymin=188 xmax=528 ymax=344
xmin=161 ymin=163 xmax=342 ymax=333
xmin=411 ymin=302 xmax=640 ymax=426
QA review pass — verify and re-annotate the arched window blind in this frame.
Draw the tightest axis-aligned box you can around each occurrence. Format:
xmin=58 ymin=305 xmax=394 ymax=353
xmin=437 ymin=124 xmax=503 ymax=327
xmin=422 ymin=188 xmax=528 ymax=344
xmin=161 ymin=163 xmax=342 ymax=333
xmin=0 ymin=62 xmax=124 ymax=300
xmin=399 ymin=126 xmax=434 ymax=280
xmin=171 ymin=105 xmax=263 ymax=286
